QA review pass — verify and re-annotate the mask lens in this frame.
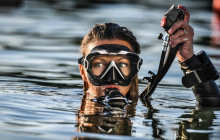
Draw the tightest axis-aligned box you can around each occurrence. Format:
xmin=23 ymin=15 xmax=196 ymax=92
xmin=91 ymin=55 xmax=108 ymax=76
xmin=116 ymin=56 xmax=130 ymax=76
xmin=91 ymin=55 xmax=131 ymax=77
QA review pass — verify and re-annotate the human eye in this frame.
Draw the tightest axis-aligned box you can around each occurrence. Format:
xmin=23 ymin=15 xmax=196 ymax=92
xmin=93 ymin=62 xmax=103 ymax=68
xmin=118 ymin=63 xmax=128 ymax=68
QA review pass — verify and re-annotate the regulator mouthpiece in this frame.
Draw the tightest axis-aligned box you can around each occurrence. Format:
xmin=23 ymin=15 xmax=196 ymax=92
xmin=103 ymin=88 xmax=128 ymax=108
xmin=93 ymin=88 xmax=132 ymax=110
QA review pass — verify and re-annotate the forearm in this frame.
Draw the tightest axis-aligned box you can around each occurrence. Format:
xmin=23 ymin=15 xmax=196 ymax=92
xmin=179 ymin=50 xmax=220 ymax=106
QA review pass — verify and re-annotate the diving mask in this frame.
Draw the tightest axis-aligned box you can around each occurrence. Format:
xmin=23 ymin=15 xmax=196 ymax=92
xmin=78 ymin=44 xmax=142 ymax=86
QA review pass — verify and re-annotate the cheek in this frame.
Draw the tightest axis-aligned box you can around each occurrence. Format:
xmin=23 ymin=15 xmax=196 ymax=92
xmin=118 ymin=85 xmax=132 ymax=96
xmin=83 ymin=69 xmax=104 ymax=96
xmin=87 ymin=81 xmax=104 ymax=97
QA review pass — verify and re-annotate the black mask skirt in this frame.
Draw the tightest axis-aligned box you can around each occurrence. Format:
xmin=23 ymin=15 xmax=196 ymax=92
xmin=78 ymin=44 xmax=142 ymax=86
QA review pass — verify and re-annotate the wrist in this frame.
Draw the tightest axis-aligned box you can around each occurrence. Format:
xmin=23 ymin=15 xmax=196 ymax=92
xmin=179 ymin=50 xmax=219 ymax=88
xmin=177 ymin=48 xmax=194 ymax=62
xmin=179 ymin=54 xmax=202 ymax=74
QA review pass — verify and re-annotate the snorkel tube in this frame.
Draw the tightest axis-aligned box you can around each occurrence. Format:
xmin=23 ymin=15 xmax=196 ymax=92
xmin=140 ymin=5 xmax=185 ymax=100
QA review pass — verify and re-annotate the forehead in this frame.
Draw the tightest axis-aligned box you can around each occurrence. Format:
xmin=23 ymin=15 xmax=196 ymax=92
xmin=93 ymin=55 xmax=130 ymax=60
xmin=86 ymin=39 xmax=133 ymax=55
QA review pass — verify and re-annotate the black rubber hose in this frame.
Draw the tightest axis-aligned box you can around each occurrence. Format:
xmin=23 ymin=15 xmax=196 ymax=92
xmin=140 ymin=43 xmax=183 ymax=100
xmin=160 ymin=43 xmax=183 ymax=81
xmin=140 ymin=50 xmax=166 ymax=99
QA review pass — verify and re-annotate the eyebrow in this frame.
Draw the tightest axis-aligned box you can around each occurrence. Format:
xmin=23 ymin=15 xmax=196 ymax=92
xmin=93 ymin=58 xmax=107 ymax=62
xmin=117 ymin=57 xmax=129 ymax=61
xmin=94 ymin=56 xmax=128 ymax=62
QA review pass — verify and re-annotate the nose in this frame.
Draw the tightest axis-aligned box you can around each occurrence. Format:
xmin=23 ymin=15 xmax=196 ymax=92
xmin=107 ymin=67 xmax=119 ymax=82
xmin=102 ymin=66 xmax=124 ymax=84
xmin=100 ymin=61 xmax=125 ymax=84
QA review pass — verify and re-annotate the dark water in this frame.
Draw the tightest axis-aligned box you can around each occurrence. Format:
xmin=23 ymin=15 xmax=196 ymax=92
xmin=0 ymin=0 xmax=220 ymax=140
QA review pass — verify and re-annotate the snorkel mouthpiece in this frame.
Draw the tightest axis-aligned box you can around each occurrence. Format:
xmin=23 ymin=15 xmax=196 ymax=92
xmin=96 ymin=88 xmax=131 ymax=109
xmin=104 ymin=88 xmax=128 ymax=107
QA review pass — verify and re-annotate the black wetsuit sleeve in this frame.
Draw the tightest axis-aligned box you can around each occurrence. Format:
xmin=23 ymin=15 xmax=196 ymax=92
xmin=179 ymin=54 xmax=220 ymax=107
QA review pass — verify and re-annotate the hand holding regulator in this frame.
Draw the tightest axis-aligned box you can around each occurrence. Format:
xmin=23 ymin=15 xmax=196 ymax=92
xmin=140 ymin=5 xmax=219 ymax=101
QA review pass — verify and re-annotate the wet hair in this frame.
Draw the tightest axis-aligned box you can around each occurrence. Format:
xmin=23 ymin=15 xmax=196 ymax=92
xmin=80 ymin=23 xmax=141 ymax=56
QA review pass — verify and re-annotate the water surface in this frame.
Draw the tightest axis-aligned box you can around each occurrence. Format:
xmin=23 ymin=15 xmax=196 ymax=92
xmin=0 ymin=0 xmax=220 ymax=139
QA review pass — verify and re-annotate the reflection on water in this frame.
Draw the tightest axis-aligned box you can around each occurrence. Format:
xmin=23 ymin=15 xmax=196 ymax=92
xmin=76 ymin=94 xmax=135 ymax=136
xmin=0 ymin=0 xmax=220 ymax=140
xmin=176 ymin=107 xmax=220 ymax=140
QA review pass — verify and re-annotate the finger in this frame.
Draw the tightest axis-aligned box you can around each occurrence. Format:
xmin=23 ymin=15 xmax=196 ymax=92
xmin=171 ymin=29 xmax=185 ymax=40
xmin=178 ymin=5 xmax=190 ymax=23
xmin=171 ymin=35 xmax=192 ymax=48
xmin=169 ymin=20 xmax=188 ymax=34
xmin=169 ymin=29 xmax=185 ymax=45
